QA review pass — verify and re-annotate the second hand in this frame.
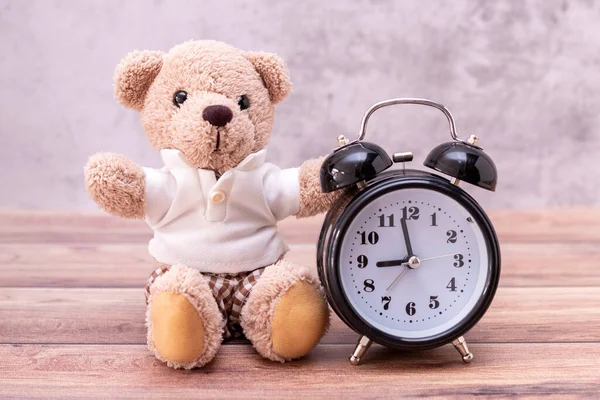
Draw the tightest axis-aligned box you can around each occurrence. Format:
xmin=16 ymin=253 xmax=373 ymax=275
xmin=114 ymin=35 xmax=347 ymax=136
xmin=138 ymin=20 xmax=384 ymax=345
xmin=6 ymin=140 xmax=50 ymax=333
xmin=385 ymin=253 xmax=457 ymax=292
xmin=418 ymin=253 xmax=457 ymax=263
xmin=386 ymin=266 xmax=408 ymax=292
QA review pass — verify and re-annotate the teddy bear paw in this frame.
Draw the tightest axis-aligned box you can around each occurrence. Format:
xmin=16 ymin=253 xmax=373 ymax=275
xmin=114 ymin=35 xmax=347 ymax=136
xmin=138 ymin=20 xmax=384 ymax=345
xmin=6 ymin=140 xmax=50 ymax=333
xmin=146 ymin=265 xmax=224 ymax=369
xmin=240 ymin=261 xmax=330 ymax=362
xmin=270 ymin=280 xmax=330 ymax=359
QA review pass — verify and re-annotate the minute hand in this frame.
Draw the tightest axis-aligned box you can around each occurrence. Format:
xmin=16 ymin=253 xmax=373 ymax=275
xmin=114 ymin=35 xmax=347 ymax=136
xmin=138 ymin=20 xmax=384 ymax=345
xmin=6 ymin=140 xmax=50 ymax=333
xmin=400 ymin=217 xmax=414 ymax=257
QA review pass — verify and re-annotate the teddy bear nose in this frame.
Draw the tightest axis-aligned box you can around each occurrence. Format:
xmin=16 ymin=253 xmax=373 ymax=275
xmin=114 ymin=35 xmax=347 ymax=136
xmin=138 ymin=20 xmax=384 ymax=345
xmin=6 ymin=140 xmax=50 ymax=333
xmin=202 ymin=105 xmax=233 ymax=127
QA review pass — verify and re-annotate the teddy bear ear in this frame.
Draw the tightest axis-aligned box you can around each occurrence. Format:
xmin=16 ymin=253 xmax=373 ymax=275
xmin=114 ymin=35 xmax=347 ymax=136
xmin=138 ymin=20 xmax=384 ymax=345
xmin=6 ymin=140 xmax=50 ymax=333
xmin=114 ymin=50 xmax=164 ymax=111
xmin=245 ymin=52 xmax=292 ymax=104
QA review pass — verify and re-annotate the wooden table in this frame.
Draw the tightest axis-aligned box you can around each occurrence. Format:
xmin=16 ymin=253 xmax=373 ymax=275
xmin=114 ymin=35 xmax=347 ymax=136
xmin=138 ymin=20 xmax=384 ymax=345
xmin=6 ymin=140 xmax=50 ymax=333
xmin=1 ymin=210 xmax=599 ymax=398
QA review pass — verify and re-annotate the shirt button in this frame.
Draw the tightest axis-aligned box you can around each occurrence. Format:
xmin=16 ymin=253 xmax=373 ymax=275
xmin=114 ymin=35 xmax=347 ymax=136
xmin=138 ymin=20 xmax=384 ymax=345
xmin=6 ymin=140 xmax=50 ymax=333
xmin=210 ymin=190 xmax=226 ymax=204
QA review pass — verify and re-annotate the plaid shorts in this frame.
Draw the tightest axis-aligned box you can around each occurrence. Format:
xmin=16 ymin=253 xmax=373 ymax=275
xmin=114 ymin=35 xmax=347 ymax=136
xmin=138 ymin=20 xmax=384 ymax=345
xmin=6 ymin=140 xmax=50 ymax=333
xmin=145 ymin=266 xmax=265 ymax=340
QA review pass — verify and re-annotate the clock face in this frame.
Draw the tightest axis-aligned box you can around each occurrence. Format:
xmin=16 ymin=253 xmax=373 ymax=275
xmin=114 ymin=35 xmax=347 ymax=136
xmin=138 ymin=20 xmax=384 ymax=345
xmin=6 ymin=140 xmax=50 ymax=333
xmin=338 ymin=187 xmax=491 ymax=340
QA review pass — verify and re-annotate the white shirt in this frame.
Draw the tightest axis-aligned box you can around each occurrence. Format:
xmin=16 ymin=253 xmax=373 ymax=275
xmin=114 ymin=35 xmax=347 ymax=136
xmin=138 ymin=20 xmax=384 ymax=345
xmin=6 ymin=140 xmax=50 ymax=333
xmin=142 ymin=149 xmax=300 ymax=274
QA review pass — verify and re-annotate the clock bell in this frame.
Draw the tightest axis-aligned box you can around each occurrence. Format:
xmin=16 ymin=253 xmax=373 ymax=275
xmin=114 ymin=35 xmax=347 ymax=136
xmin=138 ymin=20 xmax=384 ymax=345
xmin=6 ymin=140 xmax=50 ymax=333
xmin=320 ymin=98 xmax=498 ymax=193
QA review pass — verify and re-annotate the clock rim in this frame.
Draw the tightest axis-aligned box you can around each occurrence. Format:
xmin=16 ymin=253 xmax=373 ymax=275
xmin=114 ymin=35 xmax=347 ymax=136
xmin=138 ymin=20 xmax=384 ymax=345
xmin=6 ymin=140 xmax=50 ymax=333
xmin=317 ymin=170 xmax=501 ymax=350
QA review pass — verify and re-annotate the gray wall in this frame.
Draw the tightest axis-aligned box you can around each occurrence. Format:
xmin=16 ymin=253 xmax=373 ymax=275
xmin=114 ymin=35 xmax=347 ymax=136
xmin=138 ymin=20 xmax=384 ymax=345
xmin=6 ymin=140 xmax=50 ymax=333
xmin=1 ymin=0 xmax=598 ymax=210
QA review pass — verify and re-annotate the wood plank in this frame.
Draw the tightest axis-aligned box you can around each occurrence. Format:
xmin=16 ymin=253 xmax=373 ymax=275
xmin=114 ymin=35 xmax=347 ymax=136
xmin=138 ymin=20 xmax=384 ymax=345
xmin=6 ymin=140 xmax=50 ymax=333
xmin=0 ymin=244 xmax=314 ymax=287
xmin=1 ymin=287 xmax=598 ymax=345
xmin=0 ymin=211 xmax=323 ymax=245
xmin=1 ymin=209 xmax=599 ymax=244
xmin=1 ymin=242 xmax=599 ymax=288
xmin=0 ymin=343 xmax=598 ymax=398
xmin=0 ymin=210 xmax=596 ymax=398
xmin=489 ymin=208 xmax=600 ymax=243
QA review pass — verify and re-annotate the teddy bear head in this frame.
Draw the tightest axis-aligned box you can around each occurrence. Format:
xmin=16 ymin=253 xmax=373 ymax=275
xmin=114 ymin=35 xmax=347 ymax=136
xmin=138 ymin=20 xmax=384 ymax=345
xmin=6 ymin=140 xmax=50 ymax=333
xmin=114 ymin=40 xmax=291 ymax=173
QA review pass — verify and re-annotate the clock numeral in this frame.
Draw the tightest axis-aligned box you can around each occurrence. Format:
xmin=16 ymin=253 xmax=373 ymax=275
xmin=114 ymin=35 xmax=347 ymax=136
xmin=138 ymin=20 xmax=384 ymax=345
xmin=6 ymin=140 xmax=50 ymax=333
xmin=446 ymin=230 xmax=458 ymax=243
xmin=401 ymin=206 xmax=420 ymax=220
xmin=453 ymin=254 xmax=464 ymax=268
xmin=430 ymin=212 xmax=438 ymax=226
xmin=363 ymin=279 xmax=375 ymax=292
xmin=359 ymin=231 xmax=379 ymax=245
xmin=381 ymin=296 xmax=392 ymax=310
xmin=356 ymin=255 xmax=368 ymax=269
xmin=447 ymin=277 xmax=457 ymax=292
xmin=429 ymin=295 xmax=440 ymax=309
xmin=405 ymin=302 xmax=416 ymax=316
xmin=377 ymin=214 xmax=395 ymax=227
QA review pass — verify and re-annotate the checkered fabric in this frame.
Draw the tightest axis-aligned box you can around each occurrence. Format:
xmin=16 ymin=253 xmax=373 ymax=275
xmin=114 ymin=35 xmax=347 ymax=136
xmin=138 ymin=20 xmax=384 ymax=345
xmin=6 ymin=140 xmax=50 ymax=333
xmin=145 ymin=266 xmax=265 ymax=340
xmin=145 ymin=265 xmax=171 ymax=302
xmin=207 ymin=268 xmax=265 ymax=339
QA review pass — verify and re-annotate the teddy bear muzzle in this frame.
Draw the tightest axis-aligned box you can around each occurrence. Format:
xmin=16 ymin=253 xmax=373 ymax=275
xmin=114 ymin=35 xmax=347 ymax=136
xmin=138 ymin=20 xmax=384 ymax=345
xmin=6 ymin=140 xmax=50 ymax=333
xmin=202 ymin=105 xmax=233 ymax=127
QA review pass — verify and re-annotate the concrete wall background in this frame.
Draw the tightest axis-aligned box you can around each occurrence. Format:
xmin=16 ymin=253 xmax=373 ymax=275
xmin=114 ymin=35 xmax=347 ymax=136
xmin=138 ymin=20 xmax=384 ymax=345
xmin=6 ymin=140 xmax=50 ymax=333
xmin=0 ymin=0 xmax=599 ymax=210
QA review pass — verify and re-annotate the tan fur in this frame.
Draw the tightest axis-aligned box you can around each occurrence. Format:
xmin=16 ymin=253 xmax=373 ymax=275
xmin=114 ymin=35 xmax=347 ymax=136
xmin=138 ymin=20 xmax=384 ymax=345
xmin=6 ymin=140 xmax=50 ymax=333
xmin=86 ymin=40 xmax=340 ymax=369
xmin=297 ymin=157 xmax=341 ymax=218
xmin=138 ymin=40 xmax=284 ymax=175
xmin=150 ymin=292 xmax=205 ymax=366
xmin=114 ymin=50 xmax=164 ymax=111
xmin=146 ymin=265 xmax=224 ymax=369
xmin=84 ymin=152 xmax=145 ymax=219
xmin=244 ymin=52 xmax=292 ymax=104
xmin=240 ymin=260 xmax=330 ymax=362
xmin=271 ymin=281 xmax=329 ymax=359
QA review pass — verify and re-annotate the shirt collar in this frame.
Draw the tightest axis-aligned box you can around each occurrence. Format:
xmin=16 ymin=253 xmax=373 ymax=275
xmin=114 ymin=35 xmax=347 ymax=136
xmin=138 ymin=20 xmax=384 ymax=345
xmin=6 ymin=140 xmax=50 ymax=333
xmin=160 ymin=149 xmax=267 ymax=172
xmin=234 ymin=149 xmax=267 ymax=171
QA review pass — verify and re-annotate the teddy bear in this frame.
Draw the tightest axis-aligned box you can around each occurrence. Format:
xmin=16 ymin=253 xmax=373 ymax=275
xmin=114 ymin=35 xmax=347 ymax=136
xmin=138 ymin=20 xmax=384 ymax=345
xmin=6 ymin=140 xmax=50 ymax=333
xmin=84 ymin=40 xmax=341 ymax=369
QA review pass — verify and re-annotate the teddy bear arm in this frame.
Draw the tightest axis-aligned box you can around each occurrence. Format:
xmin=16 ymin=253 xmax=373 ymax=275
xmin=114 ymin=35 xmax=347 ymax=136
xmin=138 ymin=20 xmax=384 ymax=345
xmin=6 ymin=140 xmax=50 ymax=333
xmin=84 ymin=152 xmax=146 ymax=219
xmin=296 ymin=157 xmax=342 ymax=218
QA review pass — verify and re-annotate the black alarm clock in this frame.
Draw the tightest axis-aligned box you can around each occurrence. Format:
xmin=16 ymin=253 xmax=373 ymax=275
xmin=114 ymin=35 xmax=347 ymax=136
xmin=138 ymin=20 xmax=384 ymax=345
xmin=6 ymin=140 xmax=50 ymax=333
xmin=317 ymin=98 xmax=501 ymax=365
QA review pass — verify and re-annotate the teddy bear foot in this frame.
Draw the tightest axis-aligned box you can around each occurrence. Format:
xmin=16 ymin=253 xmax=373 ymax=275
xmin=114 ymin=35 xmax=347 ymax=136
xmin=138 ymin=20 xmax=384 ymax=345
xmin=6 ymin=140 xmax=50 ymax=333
xmin=146 ymin=265 xmax=224 ymax=369
xmin=240 ymin=261 xmax=330 ymax=362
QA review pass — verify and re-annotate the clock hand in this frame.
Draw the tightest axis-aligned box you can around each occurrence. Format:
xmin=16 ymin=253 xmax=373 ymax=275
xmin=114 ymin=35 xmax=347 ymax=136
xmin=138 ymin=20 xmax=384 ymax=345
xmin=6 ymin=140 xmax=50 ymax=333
xmin=376 ymin=257 xmax=409 ymax=267
xmin=385 ymin=255 xmax=419 ymax=292
xmin=378 ymin=253 xmax=458 ymax=268
xmin=386 ymin=265 xmax=408 ymax=292
xmin=400 ymin=217 xmax=414 ymax=257
xmin=418 ymin=253 xmax=457 ymax=262
xmin=384 ymin=253 xmax=457 ymax=292
xmin=377 ymin=218 xmax=414 ymax=268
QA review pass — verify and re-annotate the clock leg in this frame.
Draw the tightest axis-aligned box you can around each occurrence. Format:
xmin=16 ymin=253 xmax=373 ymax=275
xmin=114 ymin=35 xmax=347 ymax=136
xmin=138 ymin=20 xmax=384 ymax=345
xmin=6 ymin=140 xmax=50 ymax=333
xmin=349 ymin=335 xmax=373 ymax=365
xmin=452 ymin=336 xmax=474 ymax=363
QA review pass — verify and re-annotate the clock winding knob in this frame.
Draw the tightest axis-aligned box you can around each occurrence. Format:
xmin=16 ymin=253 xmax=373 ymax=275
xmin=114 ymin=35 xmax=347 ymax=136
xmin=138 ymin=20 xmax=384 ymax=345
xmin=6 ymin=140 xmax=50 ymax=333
xmin=392 ymin=152 xmax=413 ymax=163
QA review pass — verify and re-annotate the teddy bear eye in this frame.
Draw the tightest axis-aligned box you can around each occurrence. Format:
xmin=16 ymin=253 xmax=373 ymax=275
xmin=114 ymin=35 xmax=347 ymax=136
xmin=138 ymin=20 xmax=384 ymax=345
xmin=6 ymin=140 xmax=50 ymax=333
xmin=173 ymin=91 xmax=188 ymax=107
xmin=238 ymin=95 xmax=250 ymax=110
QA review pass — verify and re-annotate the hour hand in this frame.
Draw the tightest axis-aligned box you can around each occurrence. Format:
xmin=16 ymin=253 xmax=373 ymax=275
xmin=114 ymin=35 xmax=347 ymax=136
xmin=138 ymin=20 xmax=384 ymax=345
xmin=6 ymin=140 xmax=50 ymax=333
xmin=376 ymin=258 xmax=409 ymax=267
